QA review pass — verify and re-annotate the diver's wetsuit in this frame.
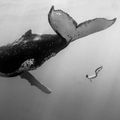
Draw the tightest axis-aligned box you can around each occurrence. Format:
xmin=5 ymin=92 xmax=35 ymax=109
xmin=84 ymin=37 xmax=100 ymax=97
xmin=0 ymin=34 xmax=68 ymax=76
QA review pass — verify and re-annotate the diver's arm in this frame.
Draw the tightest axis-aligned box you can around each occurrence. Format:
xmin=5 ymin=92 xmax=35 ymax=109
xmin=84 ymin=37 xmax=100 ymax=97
xmin=86 ymin=74 xmax=97 ymax=82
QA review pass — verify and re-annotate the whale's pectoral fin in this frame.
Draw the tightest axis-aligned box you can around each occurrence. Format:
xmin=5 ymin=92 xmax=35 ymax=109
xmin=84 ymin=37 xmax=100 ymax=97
xmin=48 ymin=6 xmax=116 ymax=42
xmin=20 ymin=71 xmax=51 ymax=94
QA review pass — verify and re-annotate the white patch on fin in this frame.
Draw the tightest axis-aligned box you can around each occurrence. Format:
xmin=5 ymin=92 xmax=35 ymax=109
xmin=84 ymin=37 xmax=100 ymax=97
xmin=19 ymin=59 xmax=35 ymax=71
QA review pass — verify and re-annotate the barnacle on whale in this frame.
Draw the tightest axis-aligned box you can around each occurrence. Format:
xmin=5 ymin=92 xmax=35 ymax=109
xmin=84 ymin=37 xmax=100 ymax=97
xmin=0 ymin=6 xmax=116 ymax=93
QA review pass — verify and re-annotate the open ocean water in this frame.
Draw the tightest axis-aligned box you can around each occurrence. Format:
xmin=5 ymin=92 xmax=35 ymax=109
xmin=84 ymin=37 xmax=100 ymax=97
xmin=0 ymin=0 xmax=119 ymax=120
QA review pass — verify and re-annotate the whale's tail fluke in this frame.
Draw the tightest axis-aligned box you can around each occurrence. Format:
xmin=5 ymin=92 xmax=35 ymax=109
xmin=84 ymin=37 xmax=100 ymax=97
xmin=48 ymin=6 xmax=116 ymax=43
xmin=71 ymin=18 xmax=116 ymax=42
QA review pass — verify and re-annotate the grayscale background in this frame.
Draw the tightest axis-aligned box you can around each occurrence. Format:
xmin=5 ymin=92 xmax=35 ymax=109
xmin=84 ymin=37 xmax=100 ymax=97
xmin=0 ymin=0 xmax=119 ymax=120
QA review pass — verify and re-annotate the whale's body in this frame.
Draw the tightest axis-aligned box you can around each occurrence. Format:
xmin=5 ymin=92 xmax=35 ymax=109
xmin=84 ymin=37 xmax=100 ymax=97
xmin=0 ymin=31 xmax=68 ymax=77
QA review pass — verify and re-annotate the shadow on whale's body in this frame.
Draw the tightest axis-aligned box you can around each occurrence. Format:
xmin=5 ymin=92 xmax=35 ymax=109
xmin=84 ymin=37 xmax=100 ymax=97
xmin=0 ymin=6 xmax=116 ymax=94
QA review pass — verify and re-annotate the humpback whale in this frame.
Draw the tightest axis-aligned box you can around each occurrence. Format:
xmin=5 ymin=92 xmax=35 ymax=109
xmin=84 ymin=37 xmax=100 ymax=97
xmin=0 ymin=6 xmax=116 ymax=93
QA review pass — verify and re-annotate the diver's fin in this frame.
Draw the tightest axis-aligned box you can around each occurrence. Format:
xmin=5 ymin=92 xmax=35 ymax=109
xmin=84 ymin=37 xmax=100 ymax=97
xmin=20 ymin=71 xmax=51 ymax=94
xmin=48 ymin=6 xmax=116 ymax=42
xmin=95 ymin=66 xmax=103 ymax=74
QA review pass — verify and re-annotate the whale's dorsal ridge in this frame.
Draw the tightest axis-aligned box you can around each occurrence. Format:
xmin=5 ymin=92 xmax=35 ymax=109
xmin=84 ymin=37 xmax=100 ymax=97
xmin=24 ymin=29 xmax=32 ymax=38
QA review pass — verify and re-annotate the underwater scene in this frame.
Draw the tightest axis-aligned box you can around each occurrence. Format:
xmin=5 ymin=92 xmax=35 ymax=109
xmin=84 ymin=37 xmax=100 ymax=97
xmin=0 ymin=0 xmax=119 ymax=120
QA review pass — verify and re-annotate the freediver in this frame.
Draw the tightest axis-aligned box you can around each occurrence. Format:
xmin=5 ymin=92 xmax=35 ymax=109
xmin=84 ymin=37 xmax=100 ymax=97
xmin=86 ymin=66 xmax=103 ymax=82
xmin=0 ymin=6 xmax=116 ymax=93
